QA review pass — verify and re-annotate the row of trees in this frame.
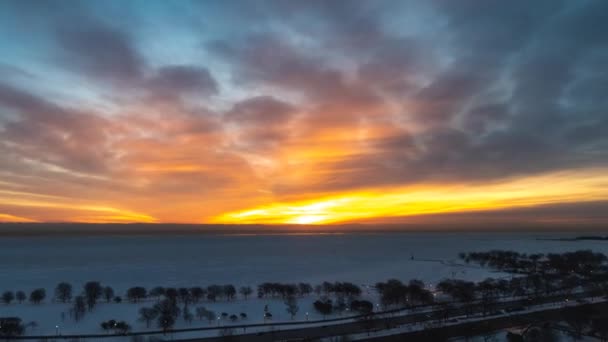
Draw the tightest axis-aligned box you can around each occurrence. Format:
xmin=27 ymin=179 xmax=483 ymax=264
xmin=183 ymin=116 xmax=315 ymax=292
xmin=460 ymin=249 xmax=608 ymax=277
xmin=1 ymin=289 xmax=45 ymax=305
xmin=375 ymin=279 xmax=433 ymax=308
xmin=454 ymin=250 xmax=608 ymax=308
xmin=256 ymin=282 xmax=360 ymax=299
xmin=4 ymin=281 xmax=363 ymax=308
xmin=258 ymin=283 xmax=303 ymax=298
xmin=136 ymin=299 xmax=249 ymax=332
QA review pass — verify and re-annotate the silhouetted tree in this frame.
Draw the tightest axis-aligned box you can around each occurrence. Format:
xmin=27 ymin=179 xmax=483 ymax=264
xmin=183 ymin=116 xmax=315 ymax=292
xmin=154 ymin=299 xmax=180 ymax=333
xmin=2 ymin=291 xmax=14 ymax=304
xmin=103 ymin=286 xmax=114 ymax=303
xmin=477 ymin=278 xmax=499 ymax=316
xmin=127 ymin=287 xmax=147 ymax=303
xmin=376 ymin=279 xmax=408 ymax=307
xmin=437 ymin=279 xmax=476 ymax=316
xmin=0 ymin=317 xmax=25 ymax=336
xmin=72 ymin=295 xmax=86 ymax=321
xmin=150 ymin=287 xmax=165 ymax=300
xmin=229 ymin=314 xmax=238 ymax=322
xmin=84 ymin=281 xmax=103 ymax=310
xmin=113 ymin=296 xmax=122 ymax=303
xmin=207 ymin=285 xmax=223 ymax=301
xmin=190 ymin=287 xmax=205 ymax=303
xmin=100 ymin=320 xmax=130 ymax=334
xmin=313 ymin=298 xmax=333 ymax=319
xmin=164 ymin=288 xmax=178 ymax=303
xmin=285 ymin=296 xmax=299 ymax=319
xmin=115 ymin=321 xmax=131 ymax=334
xmin=29 ymin=288 xmax=46 ymax=304
xmin=239 ymin=286 xmax=253 ymax=299
xmin=298 ymin=283 xmax=313 ymax=296
xmin=407 ymin=279 xmax=433 ymax=305
xmin=55 ymin=282 xmax=72 ymax=303
xmin=138 ymin=307 xmax=158 ymax=328
xmin=175 ymin=288 xmax=188 ymax=304
xmin=100 ymin=321 xmax=110 ymax=333
xmin=223 ymin=285 xmax=236 ymax=300
xmin=257 ymin=283 xmax=298 ymax=298
xmin=15 ymin=291 xmax=25 ymax=304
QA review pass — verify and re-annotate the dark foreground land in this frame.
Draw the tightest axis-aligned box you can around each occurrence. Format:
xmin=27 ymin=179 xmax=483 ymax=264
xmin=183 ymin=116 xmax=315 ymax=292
xmin=177 ymin=292 xmax=605 ymax=342
xmin=361 ymin=302 xmax=608 ymax=341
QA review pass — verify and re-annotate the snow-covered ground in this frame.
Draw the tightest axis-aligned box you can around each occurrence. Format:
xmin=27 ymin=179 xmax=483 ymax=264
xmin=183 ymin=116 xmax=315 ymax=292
xmin=1 ymin=231 xmax=607 ymax=337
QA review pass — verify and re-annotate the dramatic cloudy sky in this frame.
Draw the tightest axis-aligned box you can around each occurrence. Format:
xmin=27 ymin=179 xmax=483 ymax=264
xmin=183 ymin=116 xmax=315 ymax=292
xmin=0 ymin=0 xmax=607 ymax=225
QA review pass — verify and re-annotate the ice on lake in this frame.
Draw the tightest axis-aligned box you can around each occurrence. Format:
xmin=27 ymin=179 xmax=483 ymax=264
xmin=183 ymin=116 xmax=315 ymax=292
xmin=1 ymin=231 xmax=607 ymax=335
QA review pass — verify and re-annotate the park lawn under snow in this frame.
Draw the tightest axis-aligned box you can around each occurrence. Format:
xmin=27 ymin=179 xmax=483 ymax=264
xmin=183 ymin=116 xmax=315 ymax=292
xmin=1 ymin=293 xmax=378 ymax=336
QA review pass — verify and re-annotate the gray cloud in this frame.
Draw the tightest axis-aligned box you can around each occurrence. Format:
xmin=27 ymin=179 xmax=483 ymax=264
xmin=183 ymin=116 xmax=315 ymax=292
xmin=146 ymin=65 xmax=218 ymax=98
xmin=56 ymin=23 xmax=144 ymax=85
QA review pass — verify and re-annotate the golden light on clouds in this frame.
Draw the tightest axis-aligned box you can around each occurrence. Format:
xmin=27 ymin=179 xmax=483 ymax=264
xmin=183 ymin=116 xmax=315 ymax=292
xmin=213 ymin=168 xmax=608 ymax=225
xmin=0 ymin=213 xmax=38 ymax=223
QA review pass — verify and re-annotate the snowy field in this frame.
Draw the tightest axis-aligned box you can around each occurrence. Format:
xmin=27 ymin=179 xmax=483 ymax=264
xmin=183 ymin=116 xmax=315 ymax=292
xmin=1 ymin=231 xmax=608 ymax=337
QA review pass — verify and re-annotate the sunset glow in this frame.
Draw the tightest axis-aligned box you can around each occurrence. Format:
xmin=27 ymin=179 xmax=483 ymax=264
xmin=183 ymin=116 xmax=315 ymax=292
xmin=214 ymin=169 xmax=608 ymax=224
xmin=1 ymin=1 xmax=607 ymax=227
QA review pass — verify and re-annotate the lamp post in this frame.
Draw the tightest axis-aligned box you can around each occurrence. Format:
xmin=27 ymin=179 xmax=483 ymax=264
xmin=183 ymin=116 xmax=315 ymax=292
xmin=305 ymin=312 xmax=309 ymax=321
xmin=55 ymin=325 xmax=60 ymax=336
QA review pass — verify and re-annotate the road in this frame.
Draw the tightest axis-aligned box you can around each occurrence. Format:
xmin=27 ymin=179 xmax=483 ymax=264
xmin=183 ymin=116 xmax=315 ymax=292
xmin=176 ymin=291 xmax=601 ymax=342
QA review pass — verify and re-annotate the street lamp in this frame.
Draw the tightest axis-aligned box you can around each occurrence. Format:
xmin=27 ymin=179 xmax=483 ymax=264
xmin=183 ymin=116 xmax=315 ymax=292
xmin=55 ymin=325 xmax=60 ymax=336
xmin=217 ymin=316 xmax=220 ymax=326
xmin=305 ymin=312 xmax=309 ymax=321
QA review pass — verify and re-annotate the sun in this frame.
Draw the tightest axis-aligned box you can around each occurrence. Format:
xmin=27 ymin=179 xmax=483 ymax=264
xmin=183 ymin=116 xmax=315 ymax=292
xmin=289 ymin=215 xmax=327 ymax=225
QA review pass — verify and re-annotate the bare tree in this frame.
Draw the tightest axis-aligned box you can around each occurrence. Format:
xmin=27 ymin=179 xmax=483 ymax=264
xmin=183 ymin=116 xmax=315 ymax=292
xmin=84 ymin=282 xmax=103 ymax=310
xmin=15 ymin=291 xmax=26 ymax=304
xmin=55 ymin=282 xmax=72 ymax=303
xmin=138 ymin=307 xmax=158 ymax=328
xmin=149 ymin=287 xmax=165 ymax=301
xmin=2 ymin=291 xmax=14 ymax=304
xmin=239 ymin=286 xmax=253 ymax=299
xmin=29 ymin=289 xmax=46 ymax=304
xmin=72 ymin=295 xmax=86 ymax=321
xmin=285 ymin=296 xmax=299 ymax=319
xmin=127 ymin=287 xmax=147 ymax=303
xmin=103 ymin=286 xmax=114 ymax=303
xmin=154 ymin=299 xmax=180 ymax=333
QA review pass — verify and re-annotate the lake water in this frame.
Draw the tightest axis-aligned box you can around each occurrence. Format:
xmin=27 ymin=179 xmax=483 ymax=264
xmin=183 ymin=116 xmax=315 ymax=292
xmin=1 ymin=231 xmax=606 ymax=292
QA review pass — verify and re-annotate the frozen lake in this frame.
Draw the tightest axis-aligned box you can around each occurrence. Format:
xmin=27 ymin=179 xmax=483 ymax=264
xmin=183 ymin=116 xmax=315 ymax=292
xmin=1 ymin=231 xmax=607 ymax=292
xmin=1 ymin=230 xmax=608 ymax=336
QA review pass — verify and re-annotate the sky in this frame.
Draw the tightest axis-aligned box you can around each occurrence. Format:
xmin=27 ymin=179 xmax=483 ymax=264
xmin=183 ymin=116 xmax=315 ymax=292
xmin=0 ymin=0 xmax=607 ymax=226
